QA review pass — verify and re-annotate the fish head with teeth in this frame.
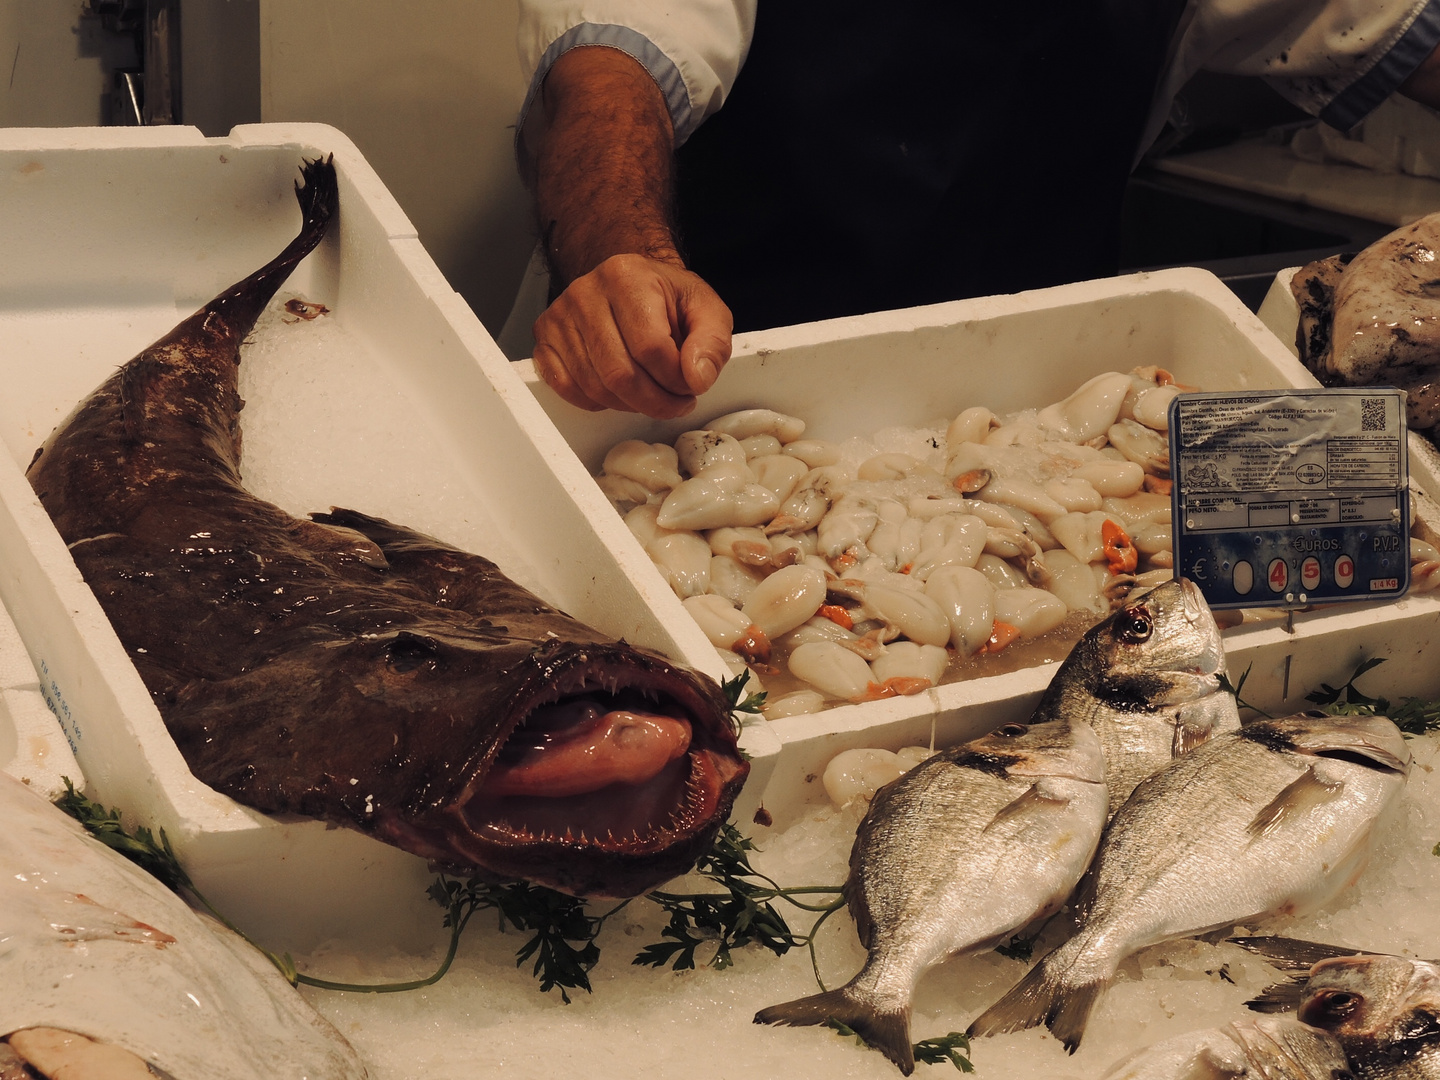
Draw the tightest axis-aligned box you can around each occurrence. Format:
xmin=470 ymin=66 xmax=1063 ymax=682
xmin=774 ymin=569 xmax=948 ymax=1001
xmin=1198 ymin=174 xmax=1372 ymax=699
xmin=362 ymin=636 xmax=750 ymax=899
xmin=167 ymin=627 xmax=748 ymax=901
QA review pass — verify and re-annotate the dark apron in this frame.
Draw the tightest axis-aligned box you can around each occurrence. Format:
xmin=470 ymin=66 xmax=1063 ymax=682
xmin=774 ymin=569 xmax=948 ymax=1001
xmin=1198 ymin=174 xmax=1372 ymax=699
xmin=674 ymin=0 xmax=1188 ymax=331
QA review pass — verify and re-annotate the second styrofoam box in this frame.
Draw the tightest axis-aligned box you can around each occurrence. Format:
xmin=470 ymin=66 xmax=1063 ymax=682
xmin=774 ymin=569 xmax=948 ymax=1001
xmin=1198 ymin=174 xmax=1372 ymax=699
xmin=519 ymin=268 xmax=1440 ymax=827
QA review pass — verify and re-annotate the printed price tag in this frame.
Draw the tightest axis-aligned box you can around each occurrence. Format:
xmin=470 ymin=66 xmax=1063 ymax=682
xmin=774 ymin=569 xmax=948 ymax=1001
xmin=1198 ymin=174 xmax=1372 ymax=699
xmin=1169 ymin=388 xmax=1410 ymax=609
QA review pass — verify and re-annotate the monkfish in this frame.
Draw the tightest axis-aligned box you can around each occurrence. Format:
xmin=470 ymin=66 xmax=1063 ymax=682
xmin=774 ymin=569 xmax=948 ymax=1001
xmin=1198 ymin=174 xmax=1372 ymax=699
xmin=26 ymin=158 xmax=748 ymax=899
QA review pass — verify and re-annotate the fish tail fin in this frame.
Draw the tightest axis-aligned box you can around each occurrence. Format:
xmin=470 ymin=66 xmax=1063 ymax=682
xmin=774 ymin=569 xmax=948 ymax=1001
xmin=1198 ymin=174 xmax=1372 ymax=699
xmin=966 ymin=951 xmax=1106 ymax=1054
xmin=205 ymin=155 xmax=340 ymax=333
xmin=756 ymin=987 xmax=914 ymax=1075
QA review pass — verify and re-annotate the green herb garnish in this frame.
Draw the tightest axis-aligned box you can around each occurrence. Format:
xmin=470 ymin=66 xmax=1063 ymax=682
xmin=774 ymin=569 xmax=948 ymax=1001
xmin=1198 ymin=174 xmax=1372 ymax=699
xmin=1218 ymin=663 xmax=1272 ymax=720
xmin=55 ymin=778 xmax=474 ymax=994
xmin=722 ymin=669 xmax=768 ymax=718
xmin=1306 ymin=657 xmax=1440 ymax=736
xmin=824 ymin=1020 xmax=975 ymax=1073
xmin=431 ymin=878 xmax=624 ymax=1003
xmin=638 ymin=823 xmax=845 ymax=979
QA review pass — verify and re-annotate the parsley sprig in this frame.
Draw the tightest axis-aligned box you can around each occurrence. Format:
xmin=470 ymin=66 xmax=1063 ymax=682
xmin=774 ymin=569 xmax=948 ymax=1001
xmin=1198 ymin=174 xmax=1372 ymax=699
xmin=1305 ymin=656 xmax=1440 ymax=735
xmin=638 ymin=823 xmax=846 ymax=978
xmin=56 ymin=778 xmax=474 ymax=994
xmin=826 ymin=1020 xmax=975 ymax=1073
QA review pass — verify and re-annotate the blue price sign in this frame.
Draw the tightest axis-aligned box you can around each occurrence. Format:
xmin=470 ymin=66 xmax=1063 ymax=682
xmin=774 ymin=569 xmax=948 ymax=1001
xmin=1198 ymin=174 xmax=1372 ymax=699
xmin=1169 ymin=388 xmax=1409 ymax=609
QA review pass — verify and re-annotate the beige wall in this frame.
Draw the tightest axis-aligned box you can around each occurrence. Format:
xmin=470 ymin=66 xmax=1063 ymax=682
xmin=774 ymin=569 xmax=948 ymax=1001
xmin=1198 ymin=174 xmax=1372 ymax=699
xmin=0 ymin=1 xmax=118 ymax=127
xmin=260 ymin=1 xmax=536 ymax=335
xmin=0 ymin=1 xmax=536 ymax=337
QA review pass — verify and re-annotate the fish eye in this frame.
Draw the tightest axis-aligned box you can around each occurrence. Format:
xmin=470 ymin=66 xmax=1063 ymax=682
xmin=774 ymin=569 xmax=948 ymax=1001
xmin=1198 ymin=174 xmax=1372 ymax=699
xmin=995 ymin=723 xmax=1029 ymax=737
xmin=1308 ymin=989 xmax=1362 ymax=1021
xmin=1118 ymin=607 xmax=1153 ymax=643
xmin=385 ymin=631 xmax=441 ymax=672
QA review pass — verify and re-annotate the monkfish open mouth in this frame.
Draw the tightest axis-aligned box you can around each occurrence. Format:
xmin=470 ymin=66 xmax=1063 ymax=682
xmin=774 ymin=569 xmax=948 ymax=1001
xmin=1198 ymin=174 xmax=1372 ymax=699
xmin=471 ymin=682 xmax=720 ymax=851
xmin=412 ymin=646 xmax=748 ymax=897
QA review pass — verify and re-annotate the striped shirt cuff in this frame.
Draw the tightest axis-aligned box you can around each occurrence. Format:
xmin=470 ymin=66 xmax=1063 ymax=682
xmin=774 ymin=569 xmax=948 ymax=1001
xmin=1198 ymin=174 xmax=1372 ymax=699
xmin=1322 ymin=0 xmax=1440 ymax=129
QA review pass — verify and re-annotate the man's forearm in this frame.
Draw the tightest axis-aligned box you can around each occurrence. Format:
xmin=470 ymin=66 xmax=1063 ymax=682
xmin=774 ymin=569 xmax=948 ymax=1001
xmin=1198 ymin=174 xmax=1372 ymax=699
xmin=519 ymin=46 xmax=683 ymax=288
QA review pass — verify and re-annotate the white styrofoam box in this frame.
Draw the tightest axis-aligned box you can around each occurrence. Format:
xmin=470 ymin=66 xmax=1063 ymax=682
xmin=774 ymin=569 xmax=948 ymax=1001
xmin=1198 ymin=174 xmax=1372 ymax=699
xmin=518 ymin=267 xmax=1440 ymax=828
xmin=0 ymin=589 xmax=82 ymax=800
xmin=0 ymin=124 xmax=779 ymax=952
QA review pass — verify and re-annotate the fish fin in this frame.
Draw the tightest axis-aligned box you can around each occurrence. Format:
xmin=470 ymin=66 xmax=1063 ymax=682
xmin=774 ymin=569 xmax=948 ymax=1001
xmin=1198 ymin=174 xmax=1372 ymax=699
xmin=290 ymin=519 xmax=389 ymax=570
xmin=983 ymin=781 xmax=1070 ymax=833
xmin=755 ymin=988 xmax=914 ymax=1075
xmin=967 ymin=953 xmax=1106 ymax=1054
xmin=1174 ymin=694 xmax=1241 ymax=755
xmin=1243 ymin=976 xmax=1310 ymax=1013
xmin=1229 ymin=935 xmax=1375 ymax=971
xmin=1246 ymin=766 xmax=1345 ymax=840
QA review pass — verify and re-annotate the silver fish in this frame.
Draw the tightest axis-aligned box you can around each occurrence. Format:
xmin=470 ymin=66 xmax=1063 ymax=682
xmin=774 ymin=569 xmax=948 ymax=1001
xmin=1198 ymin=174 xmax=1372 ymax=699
xmin=1029 ymin=577 xmax=1240 ymax=816
xmin=0 ymin=773 xmax=367 ymax=1080
xmin=1243 ymin=938 xmax=1440 ymax=1079
xmin=968 ymin=713 xmax=1411 ymax=1053
xmin=1101 ymin=1016 xmax=1350 ymax=1080
xmin=755 ymin=718 xmax=1108 ymax=1074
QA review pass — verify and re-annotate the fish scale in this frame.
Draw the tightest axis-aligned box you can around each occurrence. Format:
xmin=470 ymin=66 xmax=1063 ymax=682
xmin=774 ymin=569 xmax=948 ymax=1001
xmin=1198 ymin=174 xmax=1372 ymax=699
xmin=968 ymin=713 xmax=1412 ymax=1054
xmin=755 ymin=718 xmax=1108 ymax=1075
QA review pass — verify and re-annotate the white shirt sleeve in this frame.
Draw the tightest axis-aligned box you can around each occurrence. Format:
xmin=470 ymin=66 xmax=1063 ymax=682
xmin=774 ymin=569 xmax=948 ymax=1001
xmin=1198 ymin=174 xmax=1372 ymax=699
xmin=1168 ymin=0 xmax=1440 ymax=131
xmin=516 ymin=1 xmax=756 ymax=145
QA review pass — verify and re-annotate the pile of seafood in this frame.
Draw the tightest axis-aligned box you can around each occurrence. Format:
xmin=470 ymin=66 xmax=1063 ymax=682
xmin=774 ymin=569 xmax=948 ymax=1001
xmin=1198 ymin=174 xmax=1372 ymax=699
xmin=755 ymin=579 xmax=1416 ymax=1078
xmin=594 ymin=370 xmax=1185 ymax=717
xmin=1292 ymin=209 xmax=1440 ymax=437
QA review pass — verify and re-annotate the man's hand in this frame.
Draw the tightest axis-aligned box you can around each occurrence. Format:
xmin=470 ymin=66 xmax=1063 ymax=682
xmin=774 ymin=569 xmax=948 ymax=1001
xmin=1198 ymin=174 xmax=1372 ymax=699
xmin=520 ymin=46 xmax=732 ymax=418
xmin=532 ymin=253 xmax=731 ymax=417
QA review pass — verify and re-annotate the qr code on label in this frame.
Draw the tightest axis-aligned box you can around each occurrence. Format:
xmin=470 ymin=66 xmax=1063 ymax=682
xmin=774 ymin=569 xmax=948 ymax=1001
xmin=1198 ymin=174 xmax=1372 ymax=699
xmin=1361 ymin=397 xmax=1386 ymax=431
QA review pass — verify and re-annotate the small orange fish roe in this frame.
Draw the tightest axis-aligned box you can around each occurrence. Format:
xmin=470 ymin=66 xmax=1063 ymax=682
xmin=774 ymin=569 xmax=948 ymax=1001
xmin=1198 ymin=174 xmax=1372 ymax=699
xmin=1102 ymin=518 xmax=1139 ymax=574
xmin=817 ymin=604 xmax=853 ymax=630
xmin=861 ymin=681 xmax=897 ymax=701
xmin=979 ymin=620 xmax=1021 ymax=653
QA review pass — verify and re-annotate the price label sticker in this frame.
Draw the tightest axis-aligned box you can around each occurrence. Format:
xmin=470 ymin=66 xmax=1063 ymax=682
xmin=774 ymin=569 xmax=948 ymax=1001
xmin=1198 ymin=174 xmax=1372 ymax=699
xmin=1168 ymin=388 xmax=1410 ymax=610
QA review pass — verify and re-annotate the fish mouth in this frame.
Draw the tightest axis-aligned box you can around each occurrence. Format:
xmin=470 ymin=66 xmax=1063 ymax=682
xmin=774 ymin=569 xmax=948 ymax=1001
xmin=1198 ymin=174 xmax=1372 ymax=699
xmin=411 ymin=645 xmax=747 ymax=897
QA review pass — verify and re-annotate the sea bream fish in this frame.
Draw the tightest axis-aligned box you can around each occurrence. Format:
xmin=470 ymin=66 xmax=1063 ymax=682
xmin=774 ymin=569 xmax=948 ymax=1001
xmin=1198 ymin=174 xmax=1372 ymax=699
xmin=754 ymin=718 xmax=1108 ymax=1075
xmin=1243 ymin=937 xmax=1440 ymax=1079
xmin=0 ymin=771 xmax=367 ymax=1080
xmin=968 ymin=713 xmax=1411 ymax=1053
xmin=1027 ymin=577 xmax=1240 ymax=815
xmin=24 ymin=158 xmax=748 ymax=899
xmin=1099 ymin=1016 xmax=1350 ymax=1080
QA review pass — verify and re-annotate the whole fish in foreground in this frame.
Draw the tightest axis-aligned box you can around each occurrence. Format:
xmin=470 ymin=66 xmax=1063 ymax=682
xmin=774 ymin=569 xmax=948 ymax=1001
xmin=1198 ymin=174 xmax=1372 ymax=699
xmin=1027 ymin=577 xmax=1239 ymax=816
xmin=755 ymin=718 xmax=1108 ymax=1075
xmin=25 ymin=158 xmax=748 ymax=899
xmin=968 ymin=713 xmax=1411 ymax=1053
xmin=1100 ymin=1016 xmax=1350 ymax=1080
xmin=0 ymin=772 xmax=366 ymax=1079
xmin=1243 ymin=937 xmax=1440 ymax=1078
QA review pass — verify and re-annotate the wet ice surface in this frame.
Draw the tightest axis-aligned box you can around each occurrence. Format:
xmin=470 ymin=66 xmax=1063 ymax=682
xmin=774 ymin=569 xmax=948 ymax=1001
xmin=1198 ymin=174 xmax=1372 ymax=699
xmin=234 ymin=296 xmax=547 ymax=600
xmin=294 ymin=732 xmax=1440 ymax=1080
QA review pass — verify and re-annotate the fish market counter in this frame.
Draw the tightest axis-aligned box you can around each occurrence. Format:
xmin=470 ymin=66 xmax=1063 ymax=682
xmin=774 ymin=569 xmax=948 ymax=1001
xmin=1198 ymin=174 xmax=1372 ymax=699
xmin=2 ymin=125 xmax=1440 ymax=1080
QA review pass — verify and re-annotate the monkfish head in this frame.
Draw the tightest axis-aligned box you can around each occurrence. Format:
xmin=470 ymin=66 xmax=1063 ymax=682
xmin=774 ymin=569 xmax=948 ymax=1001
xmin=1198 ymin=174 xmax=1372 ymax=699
xmin=370 ymin=636 xmax=750 ymax=899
